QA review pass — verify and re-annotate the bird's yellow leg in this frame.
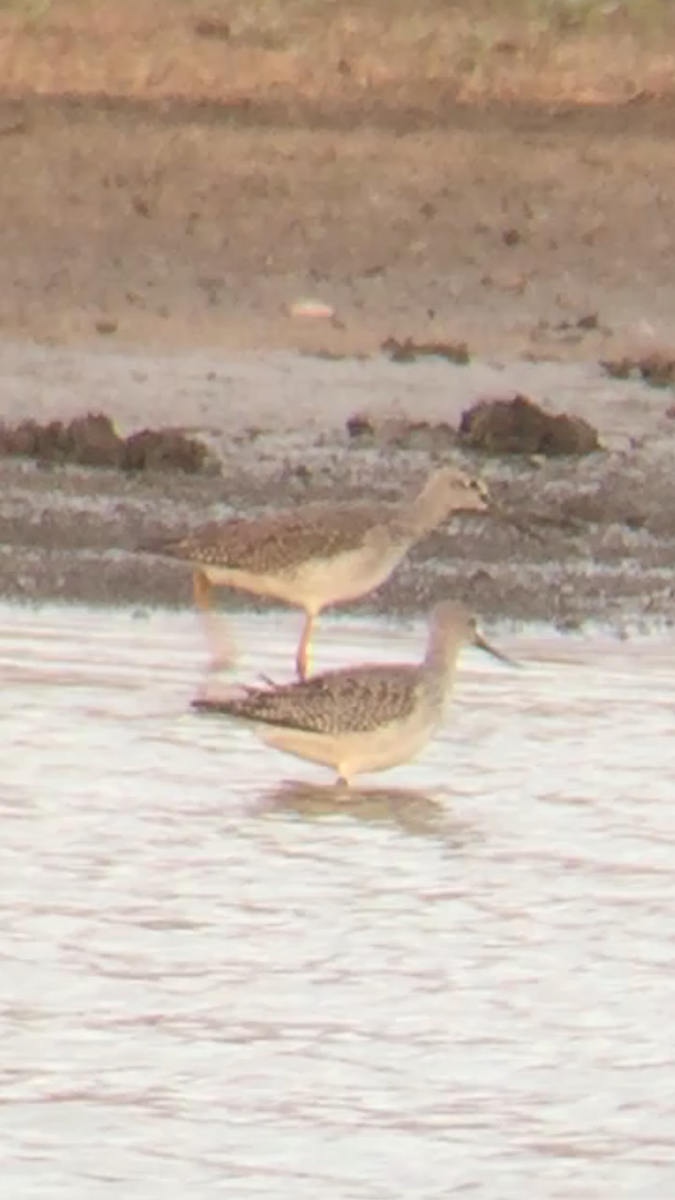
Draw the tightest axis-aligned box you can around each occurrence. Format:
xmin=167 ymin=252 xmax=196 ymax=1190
xmin=192 ymin=568 xmax=211 ymax=611
xmin=296 ymin=611 xmax=315 ymax=681
xmin=193 ymin=569 xmax=237 ymax=673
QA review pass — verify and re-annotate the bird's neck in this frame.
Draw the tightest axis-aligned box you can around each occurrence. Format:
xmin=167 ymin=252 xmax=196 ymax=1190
xmin=405 ymin=483 xmax=452 ymax=537
xmin=422 ymin=636 xmax=462 ymax=694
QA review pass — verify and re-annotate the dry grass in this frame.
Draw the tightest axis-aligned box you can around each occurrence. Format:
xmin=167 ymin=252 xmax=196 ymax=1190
xmin=0 ymin=0 xmax=674 ymax=107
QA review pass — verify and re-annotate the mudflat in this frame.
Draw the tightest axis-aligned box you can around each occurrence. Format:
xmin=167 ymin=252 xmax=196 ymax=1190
xmin=1 ymin=1 xmax=674 ymax=630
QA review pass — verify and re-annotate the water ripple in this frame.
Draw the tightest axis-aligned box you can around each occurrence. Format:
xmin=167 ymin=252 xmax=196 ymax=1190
xmin=2 ymin=604 xmax=675 ymax=1198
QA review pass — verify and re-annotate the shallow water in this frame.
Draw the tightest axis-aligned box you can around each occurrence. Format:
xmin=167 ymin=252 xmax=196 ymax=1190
xmin=2 ymin=604 xmax=675 ymax=1198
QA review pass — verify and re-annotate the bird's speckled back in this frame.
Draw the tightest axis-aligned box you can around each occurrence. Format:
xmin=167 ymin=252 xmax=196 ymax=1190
xmin=145 ymin=467 xmax=489 ymax=577
xmin=209 ymin=664 xmax=427 ymax=735
xmin=152 ymin=501 xmax=403 ymax=577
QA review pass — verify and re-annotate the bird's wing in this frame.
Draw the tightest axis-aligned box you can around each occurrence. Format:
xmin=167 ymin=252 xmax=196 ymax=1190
xmin=194 ymin=664 xmax=420 ymax=734
xmin=146 ymin=502 xmax=393 ymax=574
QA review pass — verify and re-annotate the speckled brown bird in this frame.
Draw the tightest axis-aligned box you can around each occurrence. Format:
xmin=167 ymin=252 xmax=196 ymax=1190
xmin=142 ymin=467 xmax=491 ymax=680
xmin=192 ymin=599 xmax=513 ymax=786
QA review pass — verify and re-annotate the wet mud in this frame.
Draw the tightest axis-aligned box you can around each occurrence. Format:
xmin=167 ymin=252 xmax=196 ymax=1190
xmin=1 ymin=342 xmax=674 ymax=631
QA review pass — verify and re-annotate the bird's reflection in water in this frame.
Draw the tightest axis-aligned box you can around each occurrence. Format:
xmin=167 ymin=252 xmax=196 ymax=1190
xmin=254 ymin=778 xmax=476 ymax=842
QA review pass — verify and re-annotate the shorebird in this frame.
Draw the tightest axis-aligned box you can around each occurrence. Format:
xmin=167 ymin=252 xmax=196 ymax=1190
xmin=191 ymin=600 xmax=513 ymax=786
xmin=141 ymin=467 xmax=491 ymax=680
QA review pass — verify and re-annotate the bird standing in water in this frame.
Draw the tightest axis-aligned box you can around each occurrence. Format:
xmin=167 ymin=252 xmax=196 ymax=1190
xmin=141 ymin=467 xmax=492 ymax=681
xmin=192 ymin=600 xmax=513 ymax=787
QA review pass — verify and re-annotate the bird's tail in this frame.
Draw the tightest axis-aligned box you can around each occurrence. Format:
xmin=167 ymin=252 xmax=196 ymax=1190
xmin=136 ymin=534 xmax=180 ymax=557
xmin=192 ymin=697 xmax=227 ymax=713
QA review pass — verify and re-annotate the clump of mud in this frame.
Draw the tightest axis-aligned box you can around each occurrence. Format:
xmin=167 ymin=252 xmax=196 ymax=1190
xmin=601 ymin=352 xmax=675 ymax=389
xmin=0 ymin=412 xmax=217 ymax=474
xmin=347 ymin=394 xmax=600 ymax=458
xmin=346 ymin=412 xmax=456 ymax=452
xmin=458 ymin=394 xmax=601 ymax=457
xmin=381 ymin=336 xmax=470 ymax=365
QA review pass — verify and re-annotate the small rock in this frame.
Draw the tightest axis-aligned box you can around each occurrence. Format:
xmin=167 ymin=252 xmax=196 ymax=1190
xmin=132 ymin=196 xmax=151 ymax=218
xmin=346 ymin=413 xmax=376 ymax=442
xmin=576 ymin=312 xmax=600 ymax=331
xmin=554 ymin=312 xmax=602 ymax=334
xmin=502 ymin=227 xmax=522 ymax=246
xmin=458 ymin=394 xmax=601 ymax=457
xmin=288 ymin=298 xmax=336 ymax=320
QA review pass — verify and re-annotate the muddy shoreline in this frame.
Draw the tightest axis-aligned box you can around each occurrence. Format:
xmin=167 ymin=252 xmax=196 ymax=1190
xmin=1 ymin=341 xmax=674 ymax=631
xmin=2 ymin=81 xmax=675 ymax=633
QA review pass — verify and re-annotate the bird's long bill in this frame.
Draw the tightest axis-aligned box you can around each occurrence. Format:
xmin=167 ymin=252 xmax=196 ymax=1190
xmin=486 ymin=500 xmax=547 ymax=544
xmin=486 ymin=500 xmax=585 ymax=544
xmin=473 ymin=629 xmax=518 ymax=667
